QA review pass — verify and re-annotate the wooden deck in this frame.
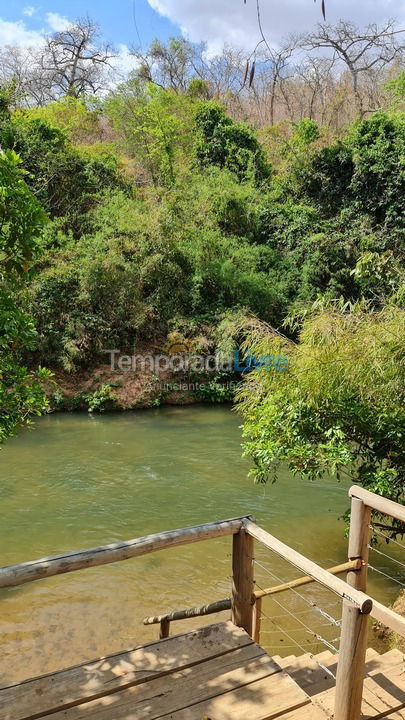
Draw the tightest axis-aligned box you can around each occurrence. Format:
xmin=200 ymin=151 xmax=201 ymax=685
xmin=1 ymin=621 xmax=404 ymax=720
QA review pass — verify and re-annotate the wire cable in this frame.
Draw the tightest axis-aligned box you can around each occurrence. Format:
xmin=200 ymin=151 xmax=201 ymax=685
xmin=368 ymin=544 xmax=405 ymax=570
xmin=370 ymin=526 xmax=405 ymax=549
xmin=368 ymin=563 xmax=405 ymax=587
xmin=259 ymin=605 xmax=337 ymax=680
xmin=253 ymin=558 xmax=342 ymax=626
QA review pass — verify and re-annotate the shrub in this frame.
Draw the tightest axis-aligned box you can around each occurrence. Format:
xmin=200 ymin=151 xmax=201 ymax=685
xmin=194 ymin=102 xmax=271 ymax=183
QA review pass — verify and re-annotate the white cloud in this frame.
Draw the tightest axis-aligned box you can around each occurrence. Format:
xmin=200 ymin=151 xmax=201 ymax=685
xmin=0 ymin=12 xmax=73 ymax=50
xmin=108 ymin=43 xmax=141 ymax=83
xmin=45 ymin=12 xmax=70 ymax=32
xmin=22 ymin=6 xmax=37 ymax=17
xmin=0 ymin=18 xmax=44 ymax=47
xmin=148 ymin=0 xmax=405 ymax=53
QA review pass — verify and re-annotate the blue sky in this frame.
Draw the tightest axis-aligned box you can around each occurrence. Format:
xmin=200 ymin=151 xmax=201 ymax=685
xmin=0 ymin=1 xmax=178 ymax=49
xmin=0 ymin=0 xmax=404 ymax=59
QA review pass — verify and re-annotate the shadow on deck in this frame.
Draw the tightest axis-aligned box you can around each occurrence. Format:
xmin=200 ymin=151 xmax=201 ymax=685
xmin=0 ymin=621 xmax=403 ymax=720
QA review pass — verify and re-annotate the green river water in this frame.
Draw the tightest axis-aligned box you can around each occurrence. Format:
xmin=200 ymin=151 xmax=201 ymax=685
xmin=0 ymin=406 xmax=402 ymax=685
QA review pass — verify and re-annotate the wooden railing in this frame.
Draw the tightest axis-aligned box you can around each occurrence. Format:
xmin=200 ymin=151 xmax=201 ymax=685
xmin=0 ymin=488 xmax=403 ymax=720
xmin=333 ymin=486 xmax=405 ymax=720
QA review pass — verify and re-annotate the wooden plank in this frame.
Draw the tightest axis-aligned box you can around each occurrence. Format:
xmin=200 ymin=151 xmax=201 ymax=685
xmin=254 ymin=560 xmax=361 ymax=599
xmin=154 ymin=673 xmax=310 ymax=720
xmin=277 ymin=702 xmax=329 ymax=719
xmin=0 ymin=622 xmax=252 ymax=720
xmin=0 ymin=518 xmax=246 ymax=589
xmin=274 ymin=653 xmax=333 ymax=692
xmin=243 ymin=520 xmax=373 ymax=614
xmin=349 ymin=486 xmax=405 ymax=523
xmin=231 ymin=526 xmax=254 ymax=636
xmin=43 ymin=644 xmax=284 ymax=720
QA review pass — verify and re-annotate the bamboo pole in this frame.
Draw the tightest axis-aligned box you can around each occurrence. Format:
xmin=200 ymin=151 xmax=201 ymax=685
xmin=334 ymin=497 xmax=371 ymax=720
xmin=142 ymin=560 xmax=361 ymax=630
xmin=243 ymin=520 xmax=372 ymax=614
xmin=143 ymin=598 xmax=231 ymax=625
xmin=254 ymin=560 xmax=361 ymax=599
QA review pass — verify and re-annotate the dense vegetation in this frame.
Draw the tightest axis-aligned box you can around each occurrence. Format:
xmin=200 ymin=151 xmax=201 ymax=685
xmin=0 ymin=30 xmax=403 ymax=512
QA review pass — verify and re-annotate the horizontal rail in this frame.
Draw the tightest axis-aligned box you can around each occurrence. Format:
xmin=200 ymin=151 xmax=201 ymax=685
xmin=254 ymin=559 xmax=362 ymax=599
xmin=143 ymin=560 xmax=361 ymax=626
xmin=349 ymin=486 xmax=405 ymax=523
xmin=144 ymin=598 xmax=231 ymax=625
xmin=243 ymin=520 xmax=373 ymax=614
xmin=371 ymin=599 xmax=405 ymax=638
xmin=0 ymin=517 xmax=247 ymax=590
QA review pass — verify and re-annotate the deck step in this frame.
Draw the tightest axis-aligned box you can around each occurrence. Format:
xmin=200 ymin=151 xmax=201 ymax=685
xmin=314 ymin=662 xmax=405 ymax=719
xmin=279 ymin=647 xmax=405 ymax=700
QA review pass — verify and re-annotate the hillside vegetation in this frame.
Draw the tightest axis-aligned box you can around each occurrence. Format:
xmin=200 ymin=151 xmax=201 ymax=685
xmin=0 ymin=29 xmax=404 ymax=508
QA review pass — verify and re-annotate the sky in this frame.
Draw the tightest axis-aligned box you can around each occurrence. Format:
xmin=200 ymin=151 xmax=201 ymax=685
xmin=0 ymin=0 xmax=404 ymax=62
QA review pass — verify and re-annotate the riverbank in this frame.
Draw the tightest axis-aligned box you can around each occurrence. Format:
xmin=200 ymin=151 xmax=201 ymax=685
xmin=48 ymin=350 xmax=236 ymax=411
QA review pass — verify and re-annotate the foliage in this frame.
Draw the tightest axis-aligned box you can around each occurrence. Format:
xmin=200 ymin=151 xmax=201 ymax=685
xmin=234 ymin=301 xmax=404 ymax=518
xmin=105 ymin=81 xmax=195 ymax=185
xmin=28 ymin=176 xmax=292 ymax=368
xmin=195 ymin=374 xmax=236 ymax=403
xmin=0 ymin=112 xmax=126 ymax=235
xmin=82 ymin=384 xmax=116 ymax=412
xmin=0 ymin=149 xmax=51 ymax=443
xmin=27 ymin=96 xmax=104 ymax=145
xmin=194 ymin=102 xmax=271 ymax=183
xmin=0 ymin=149 xmax=46 ymax=273
xmin=384 ymin=71 xmax=405 ymax=110
xmin=296 ymin=112 xmax=405 ymax=227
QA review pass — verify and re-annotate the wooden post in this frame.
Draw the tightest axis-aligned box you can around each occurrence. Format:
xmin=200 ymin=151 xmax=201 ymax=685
xmin=252 ymin=596 xmax=262 ymax=644
xmin=159 ymin=618 xmax=170 ymax=639
xmin=334 ymin=497 xmax=371 ymax=720
xmin=231 ymin=527 xmax=254 ymax=637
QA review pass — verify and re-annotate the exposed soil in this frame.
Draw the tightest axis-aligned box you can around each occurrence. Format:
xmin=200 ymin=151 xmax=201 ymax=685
xmin=373 ymin=590 xmax=405 ymax=653
xmin=49 ymin=363 xmax=201 ymax=410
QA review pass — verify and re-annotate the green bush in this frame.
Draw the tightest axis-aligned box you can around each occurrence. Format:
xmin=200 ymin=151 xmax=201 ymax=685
xmin=0 ymin=113 xmax=126 ymax=235
xmin=296 ymin=111 xmax=405 ymax=227
xmin=194 ymin=102 xmax=271 ymax=183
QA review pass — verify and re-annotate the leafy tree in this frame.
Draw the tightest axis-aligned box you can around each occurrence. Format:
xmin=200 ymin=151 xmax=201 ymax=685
xmin=0 ymin=113 xmax=125 ymax=235
xmin=0 ymin=149 xmax=46 ymax=272
xmin=0 ymin=149 xmax=51 ymax=443
xmin=296 ymin=111 xmax=405 ymax=227
xmin=106 ymin=81 xmax=195 ymax=185
xmin=194 ymin=102 xmax=271 ymax=183
xmin=384 ymin=70 xmax=405 ymax=110
xmin=232 ymin=300 xmax=404 ymax=530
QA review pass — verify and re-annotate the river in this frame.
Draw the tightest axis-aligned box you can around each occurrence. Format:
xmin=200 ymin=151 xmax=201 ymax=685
xmin=0 ymin=407 xmax=402 ymax=685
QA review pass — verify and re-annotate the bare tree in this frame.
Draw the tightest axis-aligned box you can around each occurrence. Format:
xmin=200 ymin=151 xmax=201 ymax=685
xmin=295 ymin=55 xmax=336 ymax=122
xmin=133 ymin=38 xmax=195 ymax=92
xmin=39 ymin=17 xmax=116 ymax=100
xmin=302 ymin=20 xmax=404 ymax=117
xmin=260 ymin=38 xmax=299 ymax=125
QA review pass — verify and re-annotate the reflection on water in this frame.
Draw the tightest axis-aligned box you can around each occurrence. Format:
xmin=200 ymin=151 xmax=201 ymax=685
xmin=0 ymin=407 xmax=402 ymax=685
